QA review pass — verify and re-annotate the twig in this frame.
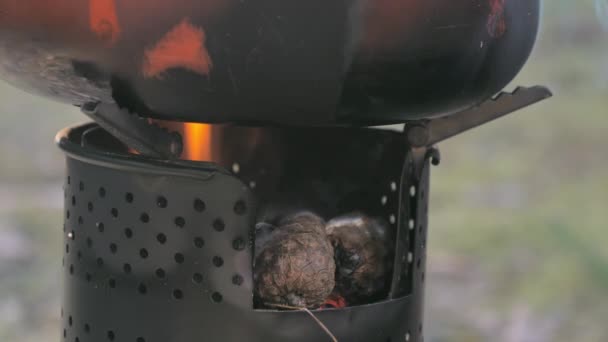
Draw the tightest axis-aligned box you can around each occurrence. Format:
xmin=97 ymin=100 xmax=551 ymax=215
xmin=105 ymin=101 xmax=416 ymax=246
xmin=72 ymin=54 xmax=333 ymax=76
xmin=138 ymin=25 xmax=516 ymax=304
xmin=266 ymin=303 xmax=338 ymax=342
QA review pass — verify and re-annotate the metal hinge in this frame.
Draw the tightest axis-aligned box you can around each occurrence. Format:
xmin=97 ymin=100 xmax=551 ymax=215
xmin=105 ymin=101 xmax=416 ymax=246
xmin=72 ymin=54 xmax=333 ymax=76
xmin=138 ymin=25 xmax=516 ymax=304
xmin=81 ymin=102 xmax=183 ymax=159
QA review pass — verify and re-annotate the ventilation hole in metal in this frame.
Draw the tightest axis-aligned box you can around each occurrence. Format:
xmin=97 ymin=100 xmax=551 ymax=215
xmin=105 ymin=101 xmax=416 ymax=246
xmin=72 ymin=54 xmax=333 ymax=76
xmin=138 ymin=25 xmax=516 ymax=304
xmin=97 ymin=258 xmax=104 ymax=267
xmin=66 ymin=244 xmax=70 ymax=254
xmin=232 ymin=163 xmax=240 ymax=174
xmin=85 ymin=273 xmax=92 ymax=282
xmin=419 ymin=324 xmax=423 ymax=333
xmin=79 ymin=182 xmax=85 ymax=192
xmin=174 ymin=217 xmax=186 ymax=228
xmin=155 ymin=268 xmax=166 ymax=279
xmin=213 ymin=256 xmax=224 ymax=267
xmin=390 ymin=181 xmax=397 ymax=192
xmin=381 ymin=195 xmax=388 ymax=205
xmin=405 ymin=332 xmax=411 ymax=341
xmin=157 ymin=196 xmax=168 ymax=208
xmin=86 ymin=238 xmax=93 ymax=248
xmin=213 ymin=219 xmax=225 ymax=232
xmin=174 ymin=253 xmax=185 ymax=264
xmin=78 ymin=216 xmax=84 ymax=225
xmin=192 ymin=273 xmax=203 ymax=284
xmin=64 ymin=329 xmax=67 ymax=338
xmin=125 ymin=192 xmax=134 ymax=203
xmin=139 ymin=248 xmax=149 ymax=259
xmin=409 ymin=219 xmax=415 ymax=230
xmin=109 ymin=243 xmax=118 ymax=254
xmin=77 ymin=251 xmax=82 ymax=260
xmin=421 ymin=272 xmax=425 ymax=283
xmin=84 ymin=324 xmax=90 ymax=333
xmin=69 ymin=316 xmax=73 ymax=326
xmin=234 ymin=200 xmax=247 ymax=215
xmin=232 ymin=237 xmax=246 ymax=251
xmin=389 ymin=215 xmax=396 ymax=225
xmin=137 ymin=283 xmax=147 ymax=295
xmin=72 ymin=196 xmax=76 ymax=206
xmin=410 ymin=185 xmax=416 ymax=197
xmin=232 ymin=274 xmax=244 ymax=286
xmin=108 ymin=278 xmax=116 ymax=288
xmin=67 ymin=176 xmax=71 ymax=185
xmin=194 ymin=198 xmax=206 ymax=212
xmin=211 ymin=292 xmax=223 ymax=303
xmin=68 ymin=231 xmax=75 ymax=240
xmin=407 ymin=252 xmax=413 ymax=264
xmin=416 ymin=259 xmax=421 ymax=269
xmin=123 ymin=263 xmax=132 ymax=274
xmin=111 ymin=208 xmax=119 ymax=218
xmin=194 ymin=237 xmax=205 ymax=248
xmin=124 ymin=228 xmax=133 ymax=238
xmin=156 ymin=233 xmax=167 ymax=245
xmin=69 ymin=264 xmax=74 ymax=275
xmin=140 ymin=213 xmax=150 ymax=223
xmin=173 ymin=289 xmax=184 ymax=300
xmin=75 ymin=337 xmax=80 ymax=342
xmin=107 ymin=330 xmax=115 ymax=341
xmin=87 ymin=202 xmax=94 ymax=212
xmin=98 ymin=187 xmax=106 ymax=198
xmin=97 ymin=222 xmax=105 ymax=233
xmin=66 ymin=210 xmax=70 ymax=219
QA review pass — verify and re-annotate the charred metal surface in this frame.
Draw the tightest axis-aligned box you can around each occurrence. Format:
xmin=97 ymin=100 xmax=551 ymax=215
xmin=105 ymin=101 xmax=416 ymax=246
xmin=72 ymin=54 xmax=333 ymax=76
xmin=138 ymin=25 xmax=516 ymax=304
xmin=0 ymin=0 xmax=541 ymax=125
xmin=58 ymin=123 xmax=431 ymax=341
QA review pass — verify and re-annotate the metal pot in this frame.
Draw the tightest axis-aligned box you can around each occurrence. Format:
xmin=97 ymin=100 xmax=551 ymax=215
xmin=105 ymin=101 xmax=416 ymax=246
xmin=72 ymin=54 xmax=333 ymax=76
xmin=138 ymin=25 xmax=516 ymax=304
xmin=0 ymin=0 xmax=540 ymax=125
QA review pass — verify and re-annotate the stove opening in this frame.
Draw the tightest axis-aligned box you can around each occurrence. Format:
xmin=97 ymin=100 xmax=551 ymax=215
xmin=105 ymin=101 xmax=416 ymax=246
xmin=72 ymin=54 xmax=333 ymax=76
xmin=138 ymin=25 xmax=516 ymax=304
xmin=76 ymin=122 xmax=419 ymax=311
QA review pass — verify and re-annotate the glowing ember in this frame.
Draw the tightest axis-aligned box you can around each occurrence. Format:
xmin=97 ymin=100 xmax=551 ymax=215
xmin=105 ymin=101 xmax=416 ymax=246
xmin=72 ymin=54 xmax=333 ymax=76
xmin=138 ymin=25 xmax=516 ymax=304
xmin=321 ymin=294 xmax=347 ymax=309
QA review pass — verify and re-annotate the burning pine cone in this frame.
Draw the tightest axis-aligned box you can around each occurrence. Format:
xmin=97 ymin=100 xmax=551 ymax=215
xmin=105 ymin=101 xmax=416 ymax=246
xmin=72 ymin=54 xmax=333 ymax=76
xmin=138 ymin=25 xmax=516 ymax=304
xmin=325 ymin=213 xmax=393 ymax=304
xmin=254 ymin=212 xmax=336 ymax=309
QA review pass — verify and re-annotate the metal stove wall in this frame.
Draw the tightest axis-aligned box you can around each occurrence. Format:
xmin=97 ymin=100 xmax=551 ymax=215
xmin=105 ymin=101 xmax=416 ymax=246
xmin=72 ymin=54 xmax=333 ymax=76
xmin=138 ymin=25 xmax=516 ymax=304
xmin=59 ymin=125 xmax=430 ymax=342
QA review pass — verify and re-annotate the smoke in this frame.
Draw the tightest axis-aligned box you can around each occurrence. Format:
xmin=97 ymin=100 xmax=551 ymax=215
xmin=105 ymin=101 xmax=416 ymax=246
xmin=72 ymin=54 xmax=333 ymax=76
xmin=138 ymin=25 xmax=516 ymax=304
xmin=596 ymin=0 xmax=608 ymax=31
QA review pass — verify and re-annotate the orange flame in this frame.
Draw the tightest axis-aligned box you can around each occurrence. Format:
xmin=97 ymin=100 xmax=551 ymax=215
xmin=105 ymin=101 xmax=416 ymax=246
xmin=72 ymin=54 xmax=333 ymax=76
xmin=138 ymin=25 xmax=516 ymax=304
xmin=147 ymin=120 xmax=214 ymax=161
xmin=182 ymin=122 xmax=213 ymax=161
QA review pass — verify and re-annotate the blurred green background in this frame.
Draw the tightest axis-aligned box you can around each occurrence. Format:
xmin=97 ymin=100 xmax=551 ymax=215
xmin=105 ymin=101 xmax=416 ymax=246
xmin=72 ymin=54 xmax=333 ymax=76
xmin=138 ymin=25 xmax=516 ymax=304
xmin=0 ymin=1 xmax=606 ymax=341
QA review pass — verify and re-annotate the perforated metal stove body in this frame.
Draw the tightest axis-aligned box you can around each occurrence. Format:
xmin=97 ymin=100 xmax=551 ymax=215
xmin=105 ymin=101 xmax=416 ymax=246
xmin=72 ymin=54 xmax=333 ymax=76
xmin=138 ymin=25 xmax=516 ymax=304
xmin=58 ymin=123 xmax=433 ymax=342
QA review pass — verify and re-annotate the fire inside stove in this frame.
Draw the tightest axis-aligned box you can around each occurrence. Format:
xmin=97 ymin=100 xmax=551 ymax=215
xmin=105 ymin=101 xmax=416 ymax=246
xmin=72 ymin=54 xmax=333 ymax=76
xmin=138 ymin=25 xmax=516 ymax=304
xmin=143 ymin=121 xmax=400 ymax=310
xmin=168 ymin=123 xmax=214 ymax=162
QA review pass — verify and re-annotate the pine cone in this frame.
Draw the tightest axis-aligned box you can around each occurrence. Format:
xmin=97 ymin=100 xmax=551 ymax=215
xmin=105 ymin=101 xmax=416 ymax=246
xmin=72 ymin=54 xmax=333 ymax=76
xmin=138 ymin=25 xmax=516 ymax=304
xmin=254 ymin=212 xmax=336 ymax=309
xmin=326 ymin=213 xmax=392 ymax=304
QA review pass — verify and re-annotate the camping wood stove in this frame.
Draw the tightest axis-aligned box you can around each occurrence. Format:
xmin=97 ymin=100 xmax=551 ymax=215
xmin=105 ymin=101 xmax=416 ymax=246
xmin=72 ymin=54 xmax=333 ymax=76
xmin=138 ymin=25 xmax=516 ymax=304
xmin=56 ymin=86 xmax=550 ymax=342
xmin=0 ymin=1 xmax=551 ymax=341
